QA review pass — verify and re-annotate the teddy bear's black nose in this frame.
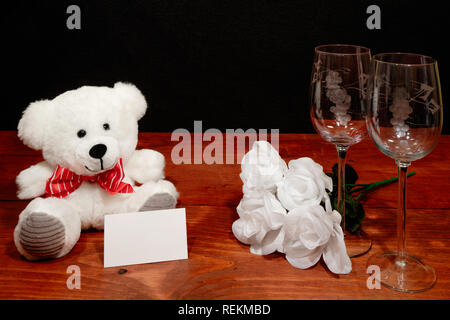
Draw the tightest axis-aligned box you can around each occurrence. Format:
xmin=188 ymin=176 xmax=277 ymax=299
xmin=89 ymin=144 xmax=107 ymax=159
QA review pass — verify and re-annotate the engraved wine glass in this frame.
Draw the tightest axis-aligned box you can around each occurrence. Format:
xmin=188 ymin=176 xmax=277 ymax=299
xmin=310 ymin=44 xmax=372 ymax=257
xmin=366 ymin=53 xmax=442 ymax=292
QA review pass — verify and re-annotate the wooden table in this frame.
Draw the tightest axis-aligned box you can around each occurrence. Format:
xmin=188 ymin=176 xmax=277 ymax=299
xmin=0 ymin=131 xmax=449 ymax=300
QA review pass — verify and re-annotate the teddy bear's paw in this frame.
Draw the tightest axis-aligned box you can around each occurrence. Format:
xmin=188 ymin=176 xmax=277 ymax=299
xmin=140 ymin=193 xmax=177 ymax=211
xmin=18 ymin=212 xmax=66 ymax=259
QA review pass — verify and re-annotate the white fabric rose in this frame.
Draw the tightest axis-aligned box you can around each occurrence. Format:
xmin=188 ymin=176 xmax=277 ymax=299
xmin=282 ymin=205 xmax=332 ymax=268
xmin=282 ymin=205 xmax=351 ymax=274
xmin=232 ymin=192 xmax=287 ymax=255
xmin=240 ymin=141 xmax=287 ymax=193
xmin=277 ymin=158 xmax=333 ymax=211
xmin=233 ymin=141 xmax=351 ymax=274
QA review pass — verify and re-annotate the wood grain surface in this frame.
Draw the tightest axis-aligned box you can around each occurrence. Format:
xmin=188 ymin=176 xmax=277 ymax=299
xmin=0 ymin=131 xmax=449 ymax=299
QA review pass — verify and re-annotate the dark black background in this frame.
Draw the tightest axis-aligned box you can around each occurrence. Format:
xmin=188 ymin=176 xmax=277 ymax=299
xmin=1 ymin=0 xmax=447 ymax=133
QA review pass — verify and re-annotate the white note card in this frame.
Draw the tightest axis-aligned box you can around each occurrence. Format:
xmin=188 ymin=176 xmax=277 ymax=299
xmin=104 ymin=208 xmax=188 ymax=268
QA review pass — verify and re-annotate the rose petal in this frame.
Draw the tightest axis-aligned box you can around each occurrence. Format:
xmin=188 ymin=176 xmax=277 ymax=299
xmin=262 ymin=192 xmax=287 ymax=229
xmin=322 ymin=224 xmax=352 ymax=274
xmin=236 ymin=195 xmax=264 ymax=217
xmin=232 ymin=219 xmax=253 ymax=245
xmin=250 ymin=229 xmax=285 ymax=255
xmin=285 ymin=246 xmax=324 ymax=269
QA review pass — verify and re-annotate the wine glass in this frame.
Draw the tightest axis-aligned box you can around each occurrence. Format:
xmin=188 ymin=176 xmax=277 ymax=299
xmin=310 ymin=44 xmax=373 ymax=257
xmin=366 ymin=53 xmax=442 ymax=292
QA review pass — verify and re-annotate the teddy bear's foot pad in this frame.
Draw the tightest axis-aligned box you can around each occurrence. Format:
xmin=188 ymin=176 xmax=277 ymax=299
xmin=19 ymin=212 xmax=65 ymax=259
xmin=140 ymin=193 xmax=177 ymax=211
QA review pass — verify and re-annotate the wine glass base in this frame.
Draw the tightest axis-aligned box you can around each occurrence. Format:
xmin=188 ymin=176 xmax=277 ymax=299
xmin=344 ymin=230 xmax=372 ymax=258
xmin=367 ymin=252 xmax=436 ymax=293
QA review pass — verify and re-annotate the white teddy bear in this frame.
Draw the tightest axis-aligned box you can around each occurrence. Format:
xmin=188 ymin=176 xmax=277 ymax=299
xmin=14 ymin=82 xmax=179 ymax=261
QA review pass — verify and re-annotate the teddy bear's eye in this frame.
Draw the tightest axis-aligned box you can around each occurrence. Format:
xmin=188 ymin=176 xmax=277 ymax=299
xmin=103 ymin=123 xmax=110 ymax=130
xmin=77 ymin=130 xmax=87 ymax=138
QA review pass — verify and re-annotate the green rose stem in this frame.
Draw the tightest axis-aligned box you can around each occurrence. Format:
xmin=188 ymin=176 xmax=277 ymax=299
xmin=347 ymin=172 xmax=416 ymax=200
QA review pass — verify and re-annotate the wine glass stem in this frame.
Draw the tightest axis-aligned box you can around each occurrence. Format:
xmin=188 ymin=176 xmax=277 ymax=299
xmin=396 ymin=160 xmax=410 ymax=264
xmin=336 ymin=145 xmax=349 ymax=233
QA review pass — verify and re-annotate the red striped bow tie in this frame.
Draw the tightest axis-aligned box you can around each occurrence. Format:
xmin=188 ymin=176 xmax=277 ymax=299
xmin=45 ymin=158 xmax=134 ymax=198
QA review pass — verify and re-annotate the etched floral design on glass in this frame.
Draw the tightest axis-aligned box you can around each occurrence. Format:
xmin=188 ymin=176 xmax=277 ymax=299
xmin=390 ymin=87 xmax=413 ymax=138
xmin=325 ymin=70 xmax=352 ymax=125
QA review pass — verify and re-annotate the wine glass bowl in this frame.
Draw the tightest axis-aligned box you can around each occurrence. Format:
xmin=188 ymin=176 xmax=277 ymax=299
xmin=311 ymin=44 xmax=371 ymax=147
xmin=366 ymin=53 xmax=443 ymax=163
xmin=366 ymin=52 xmax=443 ymax=293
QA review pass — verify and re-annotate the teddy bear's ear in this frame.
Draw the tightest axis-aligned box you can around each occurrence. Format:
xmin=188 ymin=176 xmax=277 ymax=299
xmin=113 ymin=82 xmax=148 ymax=120
xmin=17 ymin=100 xmax=53 ymax=150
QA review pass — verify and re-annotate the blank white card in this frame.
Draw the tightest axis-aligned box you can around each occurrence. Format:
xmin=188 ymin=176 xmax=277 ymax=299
xmin=104 ymin=208 xmax=188 ymax=268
